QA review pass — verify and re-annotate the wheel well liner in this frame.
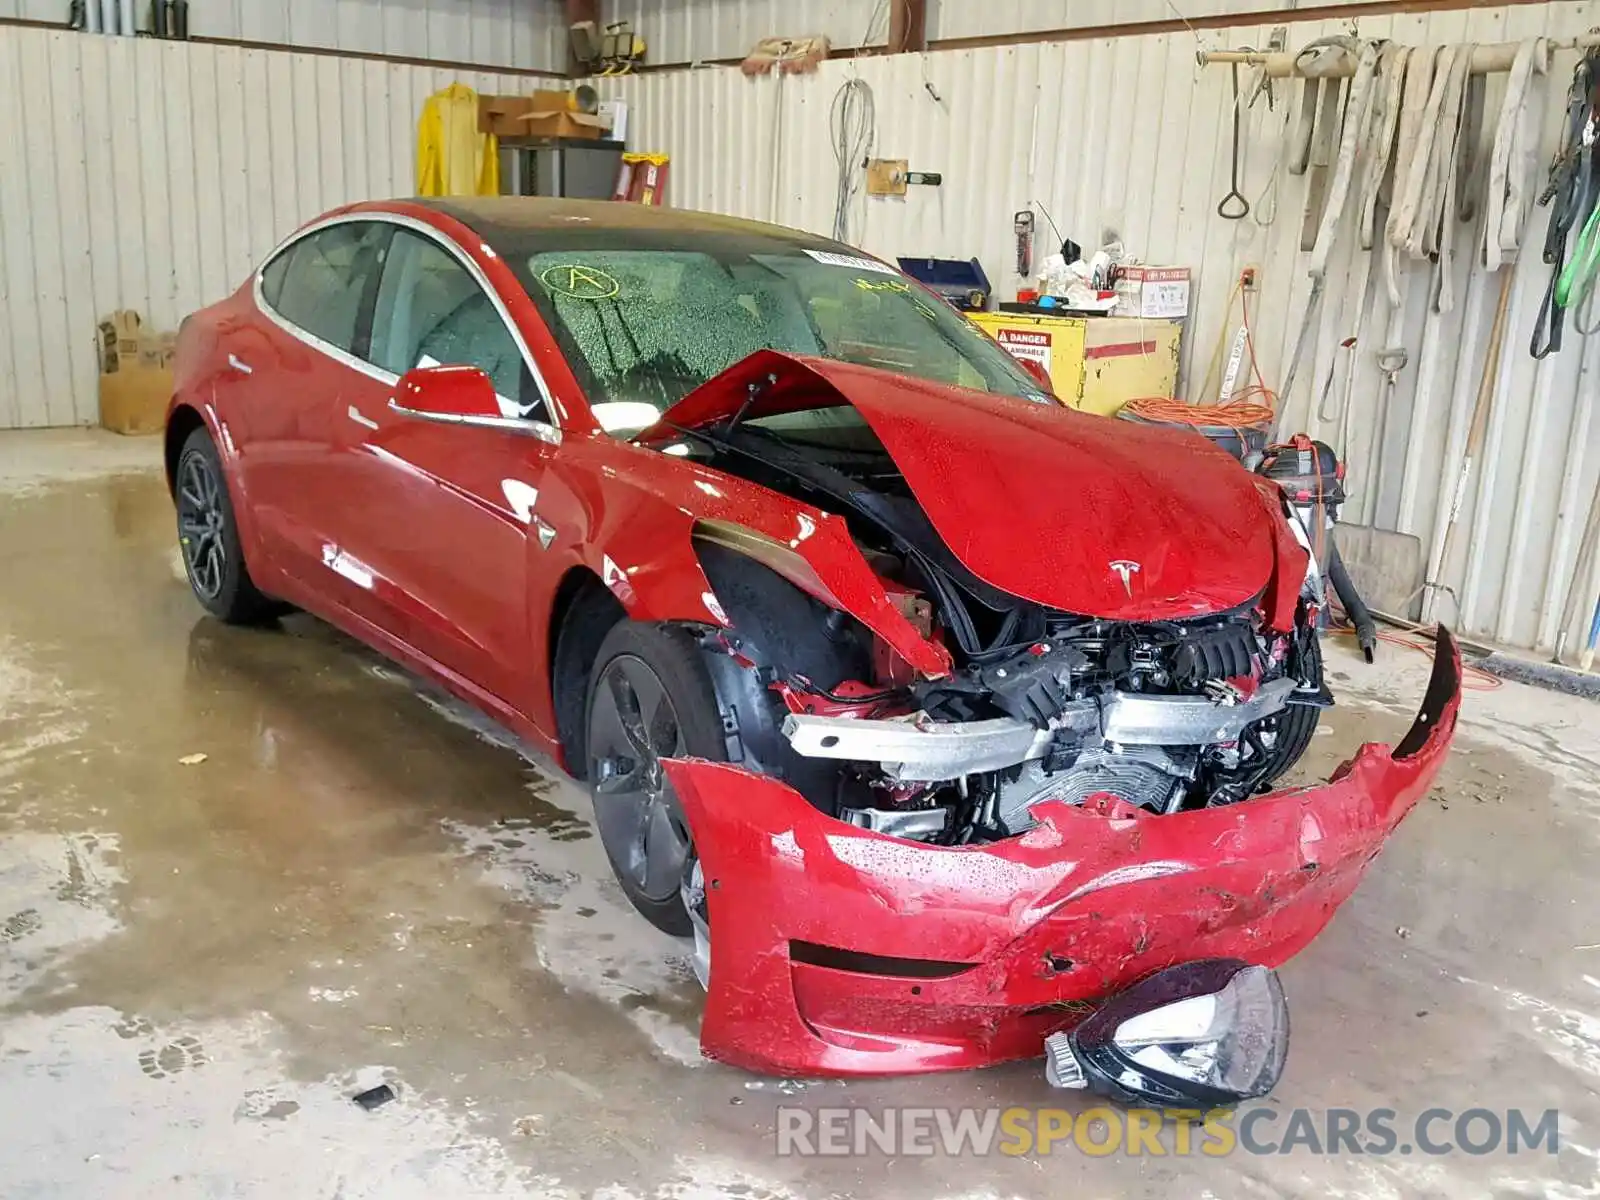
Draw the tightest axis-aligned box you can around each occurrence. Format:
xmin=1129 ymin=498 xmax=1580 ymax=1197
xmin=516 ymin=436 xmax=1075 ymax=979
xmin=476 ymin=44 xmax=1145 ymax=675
xmin=548 ymin=566 xmax=627 ymax=777
xmin=165 ymin=404 xmax=206 ymax=495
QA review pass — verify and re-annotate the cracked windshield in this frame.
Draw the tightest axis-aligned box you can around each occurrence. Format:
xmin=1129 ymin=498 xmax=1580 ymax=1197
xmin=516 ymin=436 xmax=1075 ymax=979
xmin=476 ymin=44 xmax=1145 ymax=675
xmin=517 ymin=244 xmax=1040 ymax=434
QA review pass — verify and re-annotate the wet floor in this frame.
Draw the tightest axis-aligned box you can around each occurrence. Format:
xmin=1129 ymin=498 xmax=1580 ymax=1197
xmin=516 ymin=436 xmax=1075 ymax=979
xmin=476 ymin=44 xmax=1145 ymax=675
xmin=2 ymin=430 xmax=1599 ymax=1198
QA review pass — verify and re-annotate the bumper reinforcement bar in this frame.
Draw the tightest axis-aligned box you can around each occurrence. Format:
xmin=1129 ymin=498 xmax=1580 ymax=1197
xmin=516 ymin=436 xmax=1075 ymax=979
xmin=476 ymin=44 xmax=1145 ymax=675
xmin=782 ymin=677 xmax=1298 ymax=781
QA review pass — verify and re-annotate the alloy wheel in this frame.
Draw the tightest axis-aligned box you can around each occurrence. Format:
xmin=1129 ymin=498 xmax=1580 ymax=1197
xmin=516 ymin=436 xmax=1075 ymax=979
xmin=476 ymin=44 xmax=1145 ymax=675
xmin=177 ymin=452 xmax=227 ymax=601
xmin=587 ymin=655 xmax=693 ymax=904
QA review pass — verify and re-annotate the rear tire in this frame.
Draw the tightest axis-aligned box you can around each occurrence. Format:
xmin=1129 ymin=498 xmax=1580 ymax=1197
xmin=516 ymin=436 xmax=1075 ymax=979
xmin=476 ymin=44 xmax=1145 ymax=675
xmin=175 ymin=427 xmax=282 ymax=625
xmin=584 ymin=622 xmax=728 ymax=936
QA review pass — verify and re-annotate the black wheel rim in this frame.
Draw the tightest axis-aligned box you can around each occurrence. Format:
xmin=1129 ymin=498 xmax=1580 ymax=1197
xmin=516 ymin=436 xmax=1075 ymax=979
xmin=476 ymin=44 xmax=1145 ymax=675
xmin=587 ymin=654 xmax=692 ymax=904
xmin=177 ymin=452 xmax=227 ymax=601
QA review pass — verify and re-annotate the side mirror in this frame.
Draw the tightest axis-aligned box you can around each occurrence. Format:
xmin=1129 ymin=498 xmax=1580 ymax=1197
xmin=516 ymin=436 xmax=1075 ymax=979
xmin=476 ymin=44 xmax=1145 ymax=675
xmin=393 ymin=364 xmax=501 ymax=421
xmin=1016 ymin=356 xmax=1055 ymax=394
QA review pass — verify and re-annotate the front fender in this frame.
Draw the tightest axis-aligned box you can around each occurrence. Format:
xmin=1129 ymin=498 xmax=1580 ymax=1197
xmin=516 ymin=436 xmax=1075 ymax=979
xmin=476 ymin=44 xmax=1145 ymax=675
xmin=552 ymin=440 xmax=951 ymax=676
xmin=664 ymin=628 xmax=1462 ymax=1077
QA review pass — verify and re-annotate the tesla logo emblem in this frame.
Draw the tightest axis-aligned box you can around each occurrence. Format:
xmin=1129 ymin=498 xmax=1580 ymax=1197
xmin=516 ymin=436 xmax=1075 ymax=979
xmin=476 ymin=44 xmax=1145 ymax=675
xmin=1110 ymin=559 xmax=1141 ymax=596
xmin=539 ymin=264 xmax=620 ymax=300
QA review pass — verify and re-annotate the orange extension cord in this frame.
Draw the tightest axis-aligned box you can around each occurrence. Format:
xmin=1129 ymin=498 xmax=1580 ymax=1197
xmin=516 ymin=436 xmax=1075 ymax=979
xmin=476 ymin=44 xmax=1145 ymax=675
xmin=1328 ymin=619 xmax=1503 ymax=691
xmin=1118 ymin=271 xmax=1499 ymax=693
xmin=1123 ymin=274 xmax=1279 ymax=428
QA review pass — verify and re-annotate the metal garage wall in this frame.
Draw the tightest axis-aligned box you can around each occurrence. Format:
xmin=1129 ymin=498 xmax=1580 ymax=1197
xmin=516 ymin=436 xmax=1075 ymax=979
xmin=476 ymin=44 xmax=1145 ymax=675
xmin=616 ymin=0 xmax=1404 ymax=65
xmin=0 ymin=0 xmax=567 ymax=71
xmin=0 ymin=24 xmax=532 ymax=431
xmin=600 ymin=1 xmax=1600 ymax=655
xmin=614 ymin=0 xmax=886 ymax=64
xmin=932 ymin=0 xmax=1415 ymax=43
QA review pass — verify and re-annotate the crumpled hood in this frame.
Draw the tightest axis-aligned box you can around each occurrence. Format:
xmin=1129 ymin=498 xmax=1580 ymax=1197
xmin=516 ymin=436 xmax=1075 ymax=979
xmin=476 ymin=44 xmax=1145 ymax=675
xmin=649 ymin=351 xmax=1282 ymax=620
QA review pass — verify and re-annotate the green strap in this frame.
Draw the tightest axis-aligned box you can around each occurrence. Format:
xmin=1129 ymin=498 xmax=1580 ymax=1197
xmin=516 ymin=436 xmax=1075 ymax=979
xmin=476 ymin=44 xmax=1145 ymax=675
xmin=1557 ymin=199 xmax=1600 ymax=310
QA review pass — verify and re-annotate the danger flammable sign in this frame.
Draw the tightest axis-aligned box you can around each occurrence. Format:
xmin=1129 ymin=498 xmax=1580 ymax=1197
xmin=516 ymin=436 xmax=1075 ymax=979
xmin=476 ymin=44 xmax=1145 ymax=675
xmin=994 ymin=328 xmax=1051 ymax=372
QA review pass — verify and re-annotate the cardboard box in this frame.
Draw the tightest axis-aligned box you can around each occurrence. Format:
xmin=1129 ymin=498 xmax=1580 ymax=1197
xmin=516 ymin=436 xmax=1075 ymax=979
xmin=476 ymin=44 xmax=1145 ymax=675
xmin=479 ymin=92 xmax=609 ymax=141
xmin=478 ymin=94 xmax=533 ymax=137
xmin=98 ymin=310 xmax=174 ymax=435
xmin=1113 ymin=266 xmax=1192 ymax=319
xmin=138 ymin=331 xmax=178 ymax=370
xmin=100 ymin=365 xmax=173 ymax=435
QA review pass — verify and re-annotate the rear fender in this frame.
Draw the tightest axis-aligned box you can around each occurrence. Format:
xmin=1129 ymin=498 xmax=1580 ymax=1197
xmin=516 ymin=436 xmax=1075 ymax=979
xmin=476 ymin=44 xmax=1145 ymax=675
xmin=166 ymin=393 xmax=269 ymax=577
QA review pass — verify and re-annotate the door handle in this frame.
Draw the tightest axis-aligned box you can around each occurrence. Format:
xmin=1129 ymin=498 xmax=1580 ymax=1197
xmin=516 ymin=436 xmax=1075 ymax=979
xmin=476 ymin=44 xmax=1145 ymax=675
xmin=347 ymin=405 xmax=378 ymax=431
xmin=227 ymin=353 xmax=253 ymax=376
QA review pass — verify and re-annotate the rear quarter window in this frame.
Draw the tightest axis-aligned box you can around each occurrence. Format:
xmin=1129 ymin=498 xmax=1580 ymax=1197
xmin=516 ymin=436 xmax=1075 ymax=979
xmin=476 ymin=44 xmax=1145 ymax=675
xmin=262 ymin=222 xmax=391 ymax=355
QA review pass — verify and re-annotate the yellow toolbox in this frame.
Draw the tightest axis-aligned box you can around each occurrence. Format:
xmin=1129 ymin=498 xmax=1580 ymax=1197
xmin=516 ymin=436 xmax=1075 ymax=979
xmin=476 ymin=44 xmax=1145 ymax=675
xmin=969 ymin=312 xmax=1182 ymax=416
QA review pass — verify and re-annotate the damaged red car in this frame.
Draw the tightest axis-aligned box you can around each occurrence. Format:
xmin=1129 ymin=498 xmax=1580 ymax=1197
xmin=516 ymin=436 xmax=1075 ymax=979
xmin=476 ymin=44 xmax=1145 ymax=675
xmin=165 ymin=198 xmax=1461 ymax=1104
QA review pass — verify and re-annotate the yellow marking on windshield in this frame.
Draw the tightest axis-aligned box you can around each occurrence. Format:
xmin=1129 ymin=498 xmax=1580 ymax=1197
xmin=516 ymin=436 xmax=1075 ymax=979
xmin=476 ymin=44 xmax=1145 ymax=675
xmin=540 ymin=264 xmax=621 ymax=300
xmin=852 ymin=277 xmax=913 ymax=294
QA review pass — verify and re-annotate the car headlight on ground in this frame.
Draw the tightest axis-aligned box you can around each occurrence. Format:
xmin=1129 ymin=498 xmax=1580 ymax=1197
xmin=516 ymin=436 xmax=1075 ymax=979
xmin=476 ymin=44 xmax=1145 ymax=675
xmin=1045 ymin=959 xmax=1290 ymax=1105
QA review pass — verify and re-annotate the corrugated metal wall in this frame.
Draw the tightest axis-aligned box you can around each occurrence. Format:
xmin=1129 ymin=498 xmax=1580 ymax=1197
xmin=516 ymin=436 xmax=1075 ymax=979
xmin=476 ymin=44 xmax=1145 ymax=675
xmin=933 ymin=0 xmax=1401 ymax=42
xmin=601 ymin=2 xmax=1600 ymax=655
xmin=615 ymin=0 xmax=883 ymax=63
xmin=616 ymin=0 xmax=1402 ymax=65
xmin=0 ymin=24 xmax=537 ymax=430
xmin=0 ymin=0 xmax=566 ymax=71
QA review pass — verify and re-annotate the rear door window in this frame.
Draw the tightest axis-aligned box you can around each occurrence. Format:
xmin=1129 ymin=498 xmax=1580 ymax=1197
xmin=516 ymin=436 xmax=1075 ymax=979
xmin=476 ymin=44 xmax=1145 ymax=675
xmin=263 ymin=222 xmax=392 ymax=356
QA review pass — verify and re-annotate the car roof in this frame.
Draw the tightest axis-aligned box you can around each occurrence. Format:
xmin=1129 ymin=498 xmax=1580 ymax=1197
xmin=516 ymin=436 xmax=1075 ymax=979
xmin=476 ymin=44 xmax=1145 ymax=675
xmin=410 ymin=197 xmax=839 ymax=250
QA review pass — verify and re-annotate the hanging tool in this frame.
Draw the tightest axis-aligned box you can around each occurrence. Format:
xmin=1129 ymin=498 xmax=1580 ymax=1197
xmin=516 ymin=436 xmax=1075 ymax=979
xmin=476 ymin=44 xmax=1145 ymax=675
xmin=1315 ymin=337 xmax=1358 ymax=422
xmin=1013 ymin=210 xmax=1035 ymax=279
xmin=1555 ymin=471 xmax=1600 ymax=666
xmin=1218 ymin=64 xmax=1251 ymax=219
xmin=1361 ymin=343 xmax=1410 ymax=525
xmin=1414 ymin=266 xmax=1517 ymax=623
xmin=1484 ymin=38 xmax=1553 ymax=270
xmin=1279 ymin=38 xmax=1376 ymax=407
xmin=1532 ymin=51 xmax=1600 ymax=357
xmin=1246 ymin=28 xmax=1288 ymax=109
xmin=1559 ymin=198 xmax=1600 ymax=313
xmin=1248 ymin=29 xmax=1292 ymax=226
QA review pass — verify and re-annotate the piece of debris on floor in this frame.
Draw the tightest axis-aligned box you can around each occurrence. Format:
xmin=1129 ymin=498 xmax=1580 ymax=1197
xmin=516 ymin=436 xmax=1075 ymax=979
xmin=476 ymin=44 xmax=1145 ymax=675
xmin=177 ymin=753 xmax=208 ymax=766
xmin=352 ymin=1084 xmax=397 ymax=1111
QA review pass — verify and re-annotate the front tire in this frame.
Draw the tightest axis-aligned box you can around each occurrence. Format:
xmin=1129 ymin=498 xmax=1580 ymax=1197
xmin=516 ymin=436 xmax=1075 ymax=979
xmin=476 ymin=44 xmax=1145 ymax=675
xmin=1257 ymin=631 xmax=1324 ymax=786
xmin=175 ymin=427 xmax=281 ymax=625
xmin=584 ymin=622 xmax=728 ymax=935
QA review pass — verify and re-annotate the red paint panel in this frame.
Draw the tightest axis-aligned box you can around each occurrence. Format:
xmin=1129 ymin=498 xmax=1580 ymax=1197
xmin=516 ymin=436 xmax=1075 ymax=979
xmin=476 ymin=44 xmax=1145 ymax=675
xmin=650 ymin=350 xmax=1280 ymax=621
xmin=1083 ymin=339 xmax=1160 ymax=360
xmin=665 ymin=631 xmax=1461 ymax=1077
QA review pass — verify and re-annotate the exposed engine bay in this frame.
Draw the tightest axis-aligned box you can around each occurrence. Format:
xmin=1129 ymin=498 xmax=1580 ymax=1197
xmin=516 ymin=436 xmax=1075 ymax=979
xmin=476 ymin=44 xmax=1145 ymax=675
xmin=672 ymin=408 xmax=1332 ymax=845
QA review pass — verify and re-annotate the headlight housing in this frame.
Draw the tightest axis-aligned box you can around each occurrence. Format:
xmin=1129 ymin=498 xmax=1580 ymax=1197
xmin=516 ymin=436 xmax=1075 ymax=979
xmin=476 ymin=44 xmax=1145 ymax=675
xmin=1045 ymin=958 xmax=1290 ymax=1106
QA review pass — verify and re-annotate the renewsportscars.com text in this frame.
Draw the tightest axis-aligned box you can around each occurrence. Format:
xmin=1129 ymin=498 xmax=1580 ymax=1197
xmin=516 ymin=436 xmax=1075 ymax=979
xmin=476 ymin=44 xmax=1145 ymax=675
xmin=774 ymin=1106 xmax=1560 ymax=1158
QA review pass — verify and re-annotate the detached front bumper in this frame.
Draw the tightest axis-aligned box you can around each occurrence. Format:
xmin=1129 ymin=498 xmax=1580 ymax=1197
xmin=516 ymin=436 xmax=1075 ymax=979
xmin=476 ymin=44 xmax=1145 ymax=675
xmin=662 ymin=629 xmax=1462 ymax=1078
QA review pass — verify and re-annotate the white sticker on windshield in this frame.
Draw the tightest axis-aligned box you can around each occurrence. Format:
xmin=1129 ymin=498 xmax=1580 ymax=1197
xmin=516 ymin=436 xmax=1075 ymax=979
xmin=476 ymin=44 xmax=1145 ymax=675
xmin=803 ymin=249 xmax=898 ymax=276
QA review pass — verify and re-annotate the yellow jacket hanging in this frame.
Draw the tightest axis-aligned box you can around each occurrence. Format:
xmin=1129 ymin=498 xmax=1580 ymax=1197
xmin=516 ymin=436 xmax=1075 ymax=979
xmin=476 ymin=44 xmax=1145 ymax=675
xmin=416 ymin=84 xmax=500 ymax=197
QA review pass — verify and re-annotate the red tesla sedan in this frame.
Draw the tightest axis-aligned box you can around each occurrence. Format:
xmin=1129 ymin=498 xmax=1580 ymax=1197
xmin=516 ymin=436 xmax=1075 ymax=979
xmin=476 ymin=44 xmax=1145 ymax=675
xmin=166 ymin=198 xmax=1458 ymax=1095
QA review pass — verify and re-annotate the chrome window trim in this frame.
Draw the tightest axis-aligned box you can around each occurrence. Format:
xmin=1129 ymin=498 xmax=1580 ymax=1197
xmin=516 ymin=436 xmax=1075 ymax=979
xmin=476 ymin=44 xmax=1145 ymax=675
xmin=388 ymin=399 xmax=558 ymax=439
xmin=252 ymin=210 xmax=563 ymax=447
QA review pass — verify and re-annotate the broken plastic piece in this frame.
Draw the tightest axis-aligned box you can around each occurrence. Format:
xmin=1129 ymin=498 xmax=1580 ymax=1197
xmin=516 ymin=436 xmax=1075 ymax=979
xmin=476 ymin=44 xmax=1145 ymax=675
xmin=352 ymin=1084 xmax=396 ymax=1110
xmin=663 ymin=628 xmax=1461 ymax=1077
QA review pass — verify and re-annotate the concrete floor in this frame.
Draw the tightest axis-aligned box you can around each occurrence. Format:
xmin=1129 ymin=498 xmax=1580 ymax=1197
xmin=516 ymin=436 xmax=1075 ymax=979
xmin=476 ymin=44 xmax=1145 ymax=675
xmin=1 ymin=428 xmax=1598 ymax=1199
